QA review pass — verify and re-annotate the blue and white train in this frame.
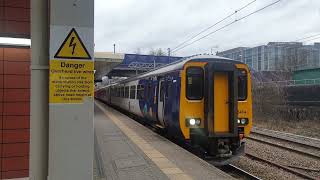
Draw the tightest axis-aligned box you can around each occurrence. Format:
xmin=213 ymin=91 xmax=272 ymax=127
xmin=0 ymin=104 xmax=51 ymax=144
xmin=95 ymin=55 xmax=253 ymax=164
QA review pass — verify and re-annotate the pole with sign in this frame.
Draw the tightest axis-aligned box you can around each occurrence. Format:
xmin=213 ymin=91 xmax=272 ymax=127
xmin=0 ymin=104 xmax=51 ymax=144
xmin=49 ymin=0 xmax=94 ymax=179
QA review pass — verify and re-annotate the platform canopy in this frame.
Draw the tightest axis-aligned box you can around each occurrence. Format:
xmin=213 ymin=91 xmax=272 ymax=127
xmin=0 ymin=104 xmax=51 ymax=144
xmin=94 ymin=52 xmax=124 ymax=81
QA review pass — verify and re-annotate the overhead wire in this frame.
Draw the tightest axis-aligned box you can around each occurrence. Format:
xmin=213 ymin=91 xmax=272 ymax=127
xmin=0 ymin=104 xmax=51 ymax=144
xmin=295 ymin=33 xmax=320 ymax=41
xmin=172 ymin=0 xmax=282 ymax=53
xmin=303 ymin=36 xmax=320 ymax=42
xmin=171 ymin=0 xmax=257 ymax=51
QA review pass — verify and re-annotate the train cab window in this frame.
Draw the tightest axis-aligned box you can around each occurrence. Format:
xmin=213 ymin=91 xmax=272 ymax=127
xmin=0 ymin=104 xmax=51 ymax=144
xmin=130 ymin=85 xmax=136 ymax=99
xmin=238 ymin=69 xmax=248 ymax=101
xmin=125 ymin=86 xmax=129 ymax=98
xmin=186 ymin=67 xmax=204 ymax=100
xmin=137 ymin=85 xmax=144 ymax=100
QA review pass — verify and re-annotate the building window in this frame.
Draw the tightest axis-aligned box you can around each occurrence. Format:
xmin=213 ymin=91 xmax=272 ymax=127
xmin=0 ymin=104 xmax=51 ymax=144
xmin=130 ymin=85 xmax=136 ymax=99
xmin=186 ymin=67 xmax=204 ymax=100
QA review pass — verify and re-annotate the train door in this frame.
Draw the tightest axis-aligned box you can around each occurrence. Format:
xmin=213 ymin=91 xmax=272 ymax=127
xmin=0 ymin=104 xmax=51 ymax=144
xmin=157 ymin=79 xmax=165 ymax=127
xmin=214 ymin=72 xmax=230 ymax=133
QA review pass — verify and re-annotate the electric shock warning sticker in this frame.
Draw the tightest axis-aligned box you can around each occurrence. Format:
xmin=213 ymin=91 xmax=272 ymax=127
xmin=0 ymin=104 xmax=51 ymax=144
xmin=49 ymin=60 xmax=94 ymax=103
xmin=54 ymin=28 xmax=92 ymax=59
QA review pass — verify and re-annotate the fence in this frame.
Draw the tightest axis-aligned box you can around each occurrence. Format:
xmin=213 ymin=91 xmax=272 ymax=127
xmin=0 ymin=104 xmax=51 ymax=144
xmin=255 ymin=78 xmax=320 ymax=86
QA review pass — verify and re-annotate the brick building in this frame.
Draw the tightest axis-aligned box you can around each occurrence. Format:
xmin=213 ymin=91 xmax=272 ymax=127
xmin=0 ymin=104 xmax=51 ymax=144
xmin=0 ymin=0 xmax=31 ymax=178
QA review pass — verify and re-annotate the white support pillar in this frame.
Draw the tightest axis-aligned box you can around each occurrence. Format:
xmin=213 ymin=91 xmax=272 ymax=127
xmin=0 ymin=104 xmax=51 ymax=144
xmin=48 ymin=0 xmax=94 ymax=179
xmin=29 ymin=0 xmax=49 ymax=179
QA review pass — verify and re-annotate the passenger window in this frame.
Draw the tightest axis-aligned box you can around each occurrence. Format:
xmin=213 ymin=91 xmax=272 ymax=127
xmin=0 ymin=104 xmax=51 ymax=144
xmin=137 ymin=85 xmax=144 ymax=100
xmin=160 ymin=82 xmax=164 ymax=102
xmin=130 ymin=85 xmax=136 ymax=99
xmin=125 ymin=86 xmax=129 ymax=98
xmin=121 ymin=87 xmax=125 ymax=98
xmin=186 ymin=67 xmax=204 ymax=100
xmin=148 ymin=84 xmax=153 ymax=99
xmin=112 ymin=87 xmax=115 ymax=96
xmin=117 ymin=87 xmax=120 ymax=97
xmin=238 ymin=69 xmax=248 ymax=101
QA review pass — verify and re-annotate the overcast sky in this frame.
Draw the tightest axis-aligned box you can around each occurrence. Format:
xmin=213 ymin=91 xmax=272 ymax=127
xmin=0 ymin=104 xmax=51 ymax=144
xmin=94 ymin=0 xmax=320 ymax=56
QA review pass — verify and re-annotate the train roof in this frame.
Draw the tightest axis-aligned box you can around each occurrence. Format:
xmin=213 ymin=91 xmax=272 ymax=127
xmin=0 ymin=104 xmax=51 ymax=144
xmin=104 ymin=54 xmax=244 ymax=86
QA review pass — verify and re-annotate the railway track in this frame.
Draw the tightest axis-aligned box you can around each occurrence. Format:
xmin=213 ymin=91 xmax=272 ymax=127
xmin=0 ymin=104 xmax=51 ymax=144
xmin=245 ymin=152 xmax=317 ymax=180
xmin=248 ymin=128 xmax=320 ymax=160
xmin=247 ymin=136 xmax=320 ymax=160
xmin=246 ymin=127 xmax=320 ymax=179
xmin=218 ymin=164 xmax=262 ymax=180
xmin=251 ymin=127 xmax=320 ymax=150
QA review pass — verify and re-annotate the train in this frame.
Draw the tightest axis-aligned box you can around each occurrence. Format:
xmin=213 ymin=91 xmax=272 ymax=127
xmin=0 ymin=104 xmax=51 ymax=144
xmin=95 ymin=55 xmax=252 ymax=165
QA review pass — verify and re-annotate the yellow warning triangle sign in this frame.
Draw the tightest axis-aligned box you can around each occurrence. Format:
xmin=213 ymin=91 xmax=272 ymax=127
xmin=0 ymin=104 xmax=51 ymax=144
xmin=54 ymin=28 xmax=92 ymax=59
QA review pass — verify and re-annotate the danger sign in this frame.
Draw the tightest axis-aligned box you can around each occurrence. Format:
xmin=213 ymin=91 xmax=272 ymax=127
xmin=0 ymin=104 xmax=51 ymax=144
xmin=49 ymin=27 xmax=94 ymax=104
xmin=54 ymin=28 xmax=91 ymax=59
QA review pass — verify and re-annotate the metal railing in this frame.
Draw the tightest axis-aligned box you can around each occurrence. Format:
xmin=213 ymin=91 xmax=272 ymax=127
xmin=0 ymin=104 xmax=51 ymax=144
xmin=127 ymin=62 xmax=166 ymax=70
xmin=255 ymin=78 xmax=320 ymax=86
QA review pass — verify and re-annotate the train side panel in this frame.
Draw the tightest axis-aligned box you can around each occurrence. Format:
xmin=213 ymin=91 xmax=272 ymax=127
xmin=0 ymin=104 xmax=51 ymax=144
xmin=236 ymin=64 xmax=252 ymax=138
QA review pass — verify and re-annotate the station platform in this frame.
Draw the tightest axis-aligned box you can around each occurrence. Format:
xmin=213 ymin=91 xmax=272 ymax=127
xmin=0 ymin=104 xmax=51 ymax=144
xmin=94 ymin=101 xmax=234 ymax=180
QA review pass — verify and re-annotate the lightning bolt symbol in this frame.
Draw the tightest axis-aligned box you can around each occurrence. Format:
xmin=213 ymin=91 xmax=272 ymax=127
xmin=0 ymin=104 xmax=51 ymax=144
xmin=69 ymin=37 xmax=76 ymax=55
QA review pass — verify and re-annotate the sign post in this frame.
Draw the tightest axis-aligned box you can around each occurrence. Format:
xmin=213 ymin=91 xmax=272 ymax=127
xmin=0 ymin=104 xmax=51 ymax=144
xmin=49 ymin=0 xmax=94 ymax=179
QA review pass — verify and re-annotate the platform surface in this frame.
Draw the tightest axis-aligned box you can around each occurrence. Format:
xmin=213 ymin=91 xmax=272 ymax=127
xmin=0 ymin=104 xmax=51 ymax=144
xmin=94 ymin=101 xmax=233 ymax=180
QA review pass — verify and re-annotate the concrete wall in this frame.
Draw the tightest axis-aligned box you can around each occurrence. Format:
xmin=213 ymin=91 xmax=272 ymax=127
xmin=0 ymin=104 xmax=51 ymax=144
xmin=0 ymin=46 xmax=30 ymax=179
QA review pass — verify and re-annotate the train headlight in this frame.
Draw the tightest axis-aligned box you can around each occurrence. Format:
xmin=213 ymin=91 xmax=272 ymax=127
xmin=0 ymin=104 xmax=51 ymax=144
xmin=189 ymin=119 xmax=196 ymax=126
xmin=238 ymin=118 xmax=248 ymax=125
xmin=186 ymin=118 xmax=201 ymax=127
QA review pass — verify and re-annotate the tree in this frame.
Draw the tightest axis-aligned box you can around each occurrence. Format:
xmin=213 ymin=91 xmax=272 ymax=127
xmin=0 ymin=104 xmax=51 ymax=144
xmin=155 ymin=48 xmax=166 ymax=56
xmin=148 ymin=48 xmax=166 ymax=56
xmin=148 ymin=48 xmax=156 ymax=55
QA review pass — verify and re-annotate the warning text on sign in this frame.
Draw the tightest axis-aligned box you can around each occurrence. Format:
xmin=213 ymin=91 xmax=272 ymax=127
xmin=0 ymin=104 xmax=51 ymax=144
xmin=49 ymin=60 xmax=94 ymax=103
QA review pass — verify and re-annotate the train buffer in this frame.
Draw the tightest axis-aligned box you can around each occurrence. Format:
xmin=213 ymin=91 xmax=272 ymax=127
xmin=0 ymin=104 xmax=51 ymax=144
xmin=94 ymin=101 xmax=234 ymax=180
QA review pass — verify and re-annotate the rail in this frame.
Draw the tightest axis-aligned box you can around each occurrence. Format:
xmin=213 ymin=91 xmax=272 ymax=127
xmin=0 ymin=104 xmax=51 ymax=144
xmin=219 ymin=164 xmax=262 ymax=180
xmin=246 ymin=153 xmax=317 ymax=180
xmin=251 ymin=127 xmax=320 ymax=149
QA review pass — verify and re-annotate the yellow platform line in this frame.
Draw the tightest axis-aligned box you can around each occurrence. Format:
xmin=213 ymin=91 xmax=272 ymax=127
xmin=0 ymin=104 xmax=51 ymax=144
xmin=95 ymin=101 xmax=193 ymax=180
